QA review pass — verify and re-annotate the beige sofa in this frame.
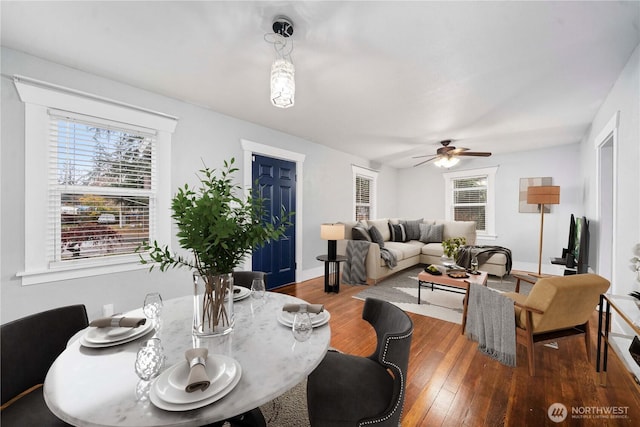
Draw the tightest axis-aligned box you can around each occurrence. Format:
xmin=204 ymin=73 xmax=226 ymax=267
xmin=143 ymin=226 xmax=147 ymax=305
xmin=336 ymin=218 xmax=509 ymax=283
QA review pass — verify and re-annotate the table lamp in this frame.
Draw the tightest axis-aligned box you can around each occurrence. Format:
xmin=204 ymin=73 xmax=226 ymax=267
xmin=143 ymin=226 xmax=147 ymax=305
xmin=527 ymin=185 xmax=560 ymax=276
xmin=321 ymin=223 xmax=345 ymax=260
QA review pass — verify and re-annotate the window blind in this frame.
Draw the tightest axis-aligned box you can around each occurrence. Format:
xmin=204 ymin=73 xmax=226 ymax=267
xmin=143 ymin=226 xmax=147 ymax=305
xmin=48 ymin=110 xmax=156 ymax=263
xmin=355 ymin=175 xmax=372 ymax=220
xmin=452 ymin=176 xmax=487 ymax=231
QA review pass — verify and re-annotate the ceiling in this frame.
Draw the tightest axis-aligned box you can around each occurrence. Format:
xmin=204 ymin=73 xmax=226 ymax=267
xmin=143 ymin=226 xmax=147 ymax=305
xmin=2 ymin=1 xmax=639 ymax=168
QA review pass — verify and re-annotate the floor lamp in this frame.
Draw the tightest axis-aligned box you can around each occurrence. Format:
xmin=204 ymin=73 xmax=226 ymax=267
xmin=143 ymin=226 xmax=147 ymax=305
xmin=527 ymin=185 xmax=560 ymax=276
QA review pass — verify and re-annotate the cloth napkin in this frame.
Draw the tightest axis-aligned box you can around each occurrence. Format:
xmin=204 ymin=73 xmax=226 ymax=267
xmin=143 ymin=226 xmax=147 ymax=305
xmin=89 ymin=316 xmax=146 ymax=328
xmin=185 ymin=348 xmax=210 ymax=393
xmin=282 ymin=303 xmax=324 ymax=314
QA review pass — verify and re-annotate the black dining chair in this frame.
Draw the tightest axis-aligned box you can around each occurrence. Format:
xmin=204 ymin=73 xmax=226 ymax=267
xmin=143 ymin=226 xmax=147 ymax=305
xmin=307 ymin=298 xmax=414 ymax=426
xmin=232 ymin=271 xmax=267 ymax=289
xmin=1 ymin=304 xmax=89 ymax=426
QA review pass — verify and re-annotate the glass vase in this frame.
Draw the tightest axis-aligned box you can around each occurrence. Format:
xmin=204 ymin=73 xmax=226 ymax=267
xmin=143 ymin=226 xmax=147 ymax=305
xmin=193 ymin=272 xmax=234 ymax=337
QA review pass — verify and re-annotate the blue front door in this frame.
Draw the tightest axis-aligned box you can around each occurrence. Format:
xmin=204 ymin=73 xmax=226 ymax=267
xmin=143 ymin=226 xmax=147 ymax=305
xmin=252 ymin=155 xmax=296 ymax=289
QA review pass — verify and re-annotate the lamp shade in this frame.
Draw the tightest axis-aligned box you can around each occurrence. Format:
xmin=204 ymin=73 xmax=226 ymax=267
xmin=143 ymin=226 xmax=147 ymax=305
xmin=527 ymin=186 xmax=560 ymax=205
xmin=320 ymin=223 xmax=345 ymax=241
xmin=271 ymin=59 xmax=295 ymax=108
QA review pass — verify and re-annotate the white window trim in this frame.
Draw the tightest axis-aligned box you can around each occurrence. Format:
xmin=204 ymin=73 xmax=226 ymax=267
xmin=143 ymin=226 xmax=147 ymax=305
xmin=443 ymin=166 xmax=498 ymax=240
xmin=352 ymin=165 xmax=378 ymax=220
xmin=14 ymin=75 xmax=178 ymax=285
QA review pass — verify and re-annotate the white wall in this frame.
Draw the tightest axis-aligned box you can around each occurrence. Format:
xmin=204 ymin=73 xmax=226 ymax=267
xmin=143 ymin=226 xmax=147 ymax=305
xmin=396 ymin=144 xmax=583 ymax=265
xmin=581 ymin=43 xmax=640 ymax=296
xmin=0 ymin=48 xmax=398 ymax=322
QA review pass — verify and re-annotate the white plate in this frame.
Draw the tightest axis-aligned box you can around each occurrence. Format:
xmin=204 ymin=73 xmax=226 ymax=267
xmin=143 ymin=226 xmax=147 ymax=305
xmin=150 ymin=358 xmax=242 ymax=411
xmin=80 ymin=321 xmax=154 ymax=348
xmin=277 ymin=310 xmax=331 ymax=328
xmin=233 ymin=286 xmax=251 ymax=301
xmin=153 ymin=354 xmax=236 ymax=404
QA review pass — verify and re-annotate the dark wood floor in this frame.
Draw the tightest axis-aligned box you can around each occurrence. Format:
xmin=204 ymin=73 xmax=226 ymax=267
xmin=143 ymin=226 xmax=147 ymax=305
xmin=277 ymin=276 xmax=640 ymax=426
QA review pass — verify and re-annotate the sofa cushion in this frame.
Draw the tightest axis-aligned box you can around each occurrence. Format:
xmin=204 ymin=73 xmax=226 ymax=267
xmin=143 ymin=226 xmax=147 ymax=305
xmin=399 ymin=218 xmax=424 ymax=241
xmin=388 ymin=223 xmax=407 ymax=242
xmin=368 ymin=219 xmax=391 ymax=242
xmin=352 ymin=226 xmax=372 ymax=242
xmin=438 ymin=220 xmax=477 ymax=245
xmin=338 ymin=221 xmax=359 ymax=240
xmin=368 ymin=225 xmax=385 ymax=248
xmin=421 ymin=243 xmax=445 ymax=257
xmin=418 ymin=223 xmax=443 ymax=243
xmin=385 ymin=242 xmax=421 ymax=259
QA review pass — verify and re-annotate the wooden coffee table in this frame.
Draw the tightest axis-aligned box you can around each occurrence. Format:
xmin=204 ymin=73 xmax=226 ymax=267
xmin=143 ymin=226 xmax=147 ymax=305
xmin=417 ymin=269 xmax=488 ymax=334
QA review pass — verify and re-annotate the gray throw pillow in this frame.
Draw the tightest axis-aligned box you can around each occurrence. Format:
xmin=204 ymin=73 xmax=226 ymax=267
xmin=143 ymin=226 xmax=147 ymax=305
xmin=419 ymin=223 xmax=444 ymax=243
xmin=400 ymin=218 xmax=423 ymax=241
xmin=368 ymin=225 xmax=385 ymax=248
xmin=388 ymin=223 xmax=407 ymax=242
xmin=352 ymin=226 xmax=372 ymax=242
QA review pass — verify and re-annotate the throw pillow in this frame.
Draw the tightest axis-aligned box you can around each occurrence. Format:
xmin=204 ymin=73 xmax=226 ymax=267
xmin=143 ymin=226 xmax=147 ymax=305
xmin=368 ymin=225 xmax=385 ymax=248
xmin=419 ymin=223 xmax=444 ymax=243
xmin=352 ymin=226 xmax=372 ymax=242
xmin=388 ymin=223 xmax=407 ymax=242
xmin=400 ymin=218 xmax=423 ymax=241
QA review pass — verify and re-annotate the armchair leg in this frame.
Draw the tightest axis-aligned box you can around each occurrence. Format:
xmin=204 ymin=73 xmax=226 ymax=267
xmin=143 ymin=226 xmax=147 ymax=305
xmin=525 ymin=312 xmax=536 ymax=376
xmin=584 ymin=321 xmax=591 ymax=362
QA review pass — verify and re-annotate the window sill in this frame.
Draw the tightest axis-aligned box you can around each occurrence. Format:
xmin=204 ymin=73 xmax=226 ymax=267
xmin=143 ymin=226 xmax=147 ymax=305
xmin=476 ymin=234 xmax=498 ymax=241
xmin=17 ymin=255 xmax=151 ymax=286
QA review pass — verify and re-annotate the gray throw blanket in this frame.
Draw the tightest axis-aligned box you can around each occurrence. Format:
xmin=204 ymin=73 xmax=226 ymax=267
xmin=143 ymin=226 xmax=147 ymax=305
xmin=342 ymin=240 xmax=370 ymax=284
xmin=457 ymin=245 xmax=513 ymax=275
xmin=465 ymin=283 xmax=516 ymax=367
xmin=380 ymin=247 xmax=397 ymax=269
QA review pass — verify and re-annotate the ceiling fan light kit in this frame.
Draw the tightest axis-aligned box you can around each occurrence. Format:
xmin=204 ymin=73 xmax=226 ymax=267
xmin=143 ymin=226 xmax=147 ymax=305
xmin=413 ymin=139 xmax=492 ymax=168
xmin=267 ymin=16 xmax=295 ymax=108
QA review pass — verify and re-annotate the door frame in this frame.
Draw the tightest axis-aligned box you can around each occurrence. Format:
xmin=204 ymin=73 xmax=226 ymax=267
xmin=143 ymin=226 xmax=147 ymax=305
xmin=241 ymin=139 xmax=305 ymax=283
xmin=594 ymin=111 xmax=619 ymax=290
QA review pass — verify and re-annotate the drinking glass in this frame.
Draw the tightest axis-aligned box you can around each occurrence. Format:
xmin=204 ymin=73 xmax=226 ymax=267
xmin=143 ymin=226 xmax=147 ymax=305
xmin=134 ymin=338 xmax=165 ymax=381
xmin=251 ymin=278 xmax=266 ymax=299
xmin=143 ymin=292 xmax=163 ymax=319
xmin=471 ymin=257 xmax=479 ymax=274
xmin=292 ymin=310 xmax=313 ymax=342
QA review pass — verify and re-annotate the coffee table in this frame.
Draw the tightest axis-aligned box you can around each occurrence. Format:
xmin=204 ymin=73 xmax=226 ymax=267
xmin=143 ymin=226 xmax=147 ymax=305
xmin=417 ymin=269 xmax=488 ymax=334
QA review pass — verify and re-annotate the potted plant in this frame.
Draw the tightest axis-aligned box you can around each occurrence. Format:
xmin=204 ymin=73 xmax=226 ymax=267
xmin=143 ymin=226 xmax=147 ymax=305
xmin=442 ymin=237 xmax=467 ymax=261
xmin=140 ymin=158 xmax=291 ymax=336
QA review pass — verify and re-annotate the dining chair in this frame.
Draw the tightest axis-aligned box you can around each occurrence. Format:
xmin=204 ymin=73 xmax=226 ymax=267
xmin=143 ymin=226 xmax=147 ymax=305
xmin=1 ymin=304 xmax=89 ymax=426
xmin=232 ymin=271 xmax=267 ymax=289
xmin=504 ymin=273 xmax=610 ymax=376
xmin=306 ymin=298 xmax=414 ymax=426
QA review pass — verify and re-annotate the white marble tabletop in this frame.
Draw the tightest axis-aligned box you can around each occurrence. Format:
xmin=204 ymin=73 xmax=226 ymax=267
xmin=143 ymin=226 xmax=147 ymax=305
xmin=44 ymin=292 xmax=331 ymax=427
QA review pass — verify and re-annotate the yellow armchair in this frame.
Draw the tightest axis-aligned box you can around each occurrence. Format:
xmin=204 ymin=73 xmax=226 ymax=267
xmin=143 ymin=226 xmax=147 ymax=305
xmin=504 ymin=273 xmax=610 ymax=376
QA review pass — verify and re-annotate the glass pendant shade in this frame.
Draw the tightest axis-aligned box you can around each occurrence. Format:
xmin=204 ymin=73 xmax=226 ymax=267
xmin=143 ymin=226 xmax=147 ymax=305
xmin=271 ymin=59 xmax=295 ymax=108
xmin=434 ymin=156 xmax=460 ymax=168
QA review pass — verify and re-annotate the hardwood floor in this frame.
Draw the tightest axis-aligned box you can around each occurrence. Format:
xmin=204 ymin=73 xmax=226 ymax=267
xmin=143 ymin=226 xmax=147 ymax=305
xmin=277 ymin=276 xmax=640 ymax=426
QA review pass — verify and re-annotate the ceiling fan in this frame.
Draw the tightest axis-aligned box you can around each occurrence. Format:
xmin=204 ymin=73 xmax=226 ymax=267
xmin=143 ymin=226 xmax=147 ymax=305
xmin=413 ymin=140 xmax=492 ymax=167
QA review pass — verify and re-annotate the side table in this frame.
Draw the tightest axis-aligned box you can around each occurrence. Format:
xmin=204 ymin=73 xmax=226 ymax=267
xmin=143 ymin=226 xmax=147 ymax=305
xmin=316 ymin=255 xmax=348 ymax=293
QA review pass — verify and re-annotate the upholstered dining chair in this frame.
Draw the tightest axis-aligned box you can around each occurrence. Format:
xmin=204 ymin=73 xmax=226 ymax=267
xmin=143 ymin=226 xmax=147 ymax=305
xmin=232 ymin=271 xmax=267 ymax=289
xmin=1 ymin=304 xmax=89 ymax=426
xmin=504 ymin=273 xmax=610 ymax=376
xmin=306 ymin=298 xmax=413 ymax=427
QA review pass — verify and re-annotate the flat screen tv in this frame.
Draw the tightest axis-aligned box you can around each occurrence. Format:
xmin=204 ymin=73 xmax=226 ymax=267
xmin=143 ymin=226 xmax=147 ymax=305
xmin=555 ymin=214 xmax=589 ymax=274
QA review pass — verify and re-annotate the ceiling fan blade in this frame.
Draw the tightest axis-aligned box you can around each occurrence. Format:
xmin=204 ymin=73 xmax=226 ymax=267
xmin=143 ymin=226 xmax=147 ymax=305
xmin=457 ymin=152 xmax=492 ymax=157
xmin=412 ymin=154 xmax=434 ymax=159
xmin=449 ymin=147 xmax=469 ymax=155
xmin=413 ymin=156 xmax=438 ymax=167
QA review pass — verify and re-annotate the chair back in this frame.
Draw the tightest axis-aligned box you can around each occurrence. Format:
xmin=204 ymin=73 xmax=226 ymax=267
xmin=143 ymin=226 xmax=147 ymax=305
xmin=362 ymin=298 xmax=413 ymax=425
xmin=232 ymin=271 xmax=267 ymax=289
xmin=520 ymin=274 xmax=609 ymax=333
xmin=1 ymin=305 xmax=88 ymax=405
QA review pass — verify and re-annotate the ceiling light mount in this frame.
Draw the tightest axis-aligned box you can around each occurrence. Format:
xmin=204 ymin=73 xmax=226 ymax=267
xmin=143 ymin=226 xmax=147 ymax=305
xmin=272 ymin=16 xmax=294 ymax=38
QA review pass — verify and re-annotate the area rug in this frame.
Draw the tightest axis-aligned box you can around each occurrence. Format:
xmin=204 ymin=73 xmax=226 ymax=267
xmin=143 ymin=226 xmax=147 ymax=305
xmin=259 ymin=380 xmax=309 ymax=426
xmin=353 ymin=266 xmax=530 ymax=324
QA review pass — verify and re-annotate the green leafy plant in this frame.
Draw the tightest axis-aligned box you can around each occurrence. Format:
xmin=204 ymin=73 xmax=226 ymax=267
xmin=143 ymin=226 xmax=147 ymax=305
xmin=139 ymin=158 xmax=291 ymax=329
xmin=442 ymin=237 xmax=466 ymax=259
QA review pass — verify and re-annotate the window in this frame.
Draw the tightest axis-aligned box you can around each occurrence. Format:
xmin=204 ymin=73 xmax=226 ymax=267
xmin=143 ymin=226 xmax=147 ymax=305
xmin=352 ymin=165 xmax=377 ymax=221
xmin=15 ymin=76 xmax=177 ymax=285
xmin=443 ymin=166 xmax=498 ymax=239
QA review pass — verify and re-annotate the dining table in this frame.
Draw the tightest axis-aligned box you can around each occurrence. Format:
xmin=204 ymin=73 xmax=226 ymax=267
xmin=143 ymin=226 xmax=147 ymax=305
xmin=43 ymin=292 xmax=331 ymax=427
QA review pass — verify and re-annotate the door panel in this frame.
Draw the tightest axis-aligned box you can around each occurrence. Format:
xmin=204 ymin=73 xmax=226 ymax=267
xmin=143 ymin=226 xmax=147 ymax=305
xmin=252 ymin=155 xmax=296 ymax=289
